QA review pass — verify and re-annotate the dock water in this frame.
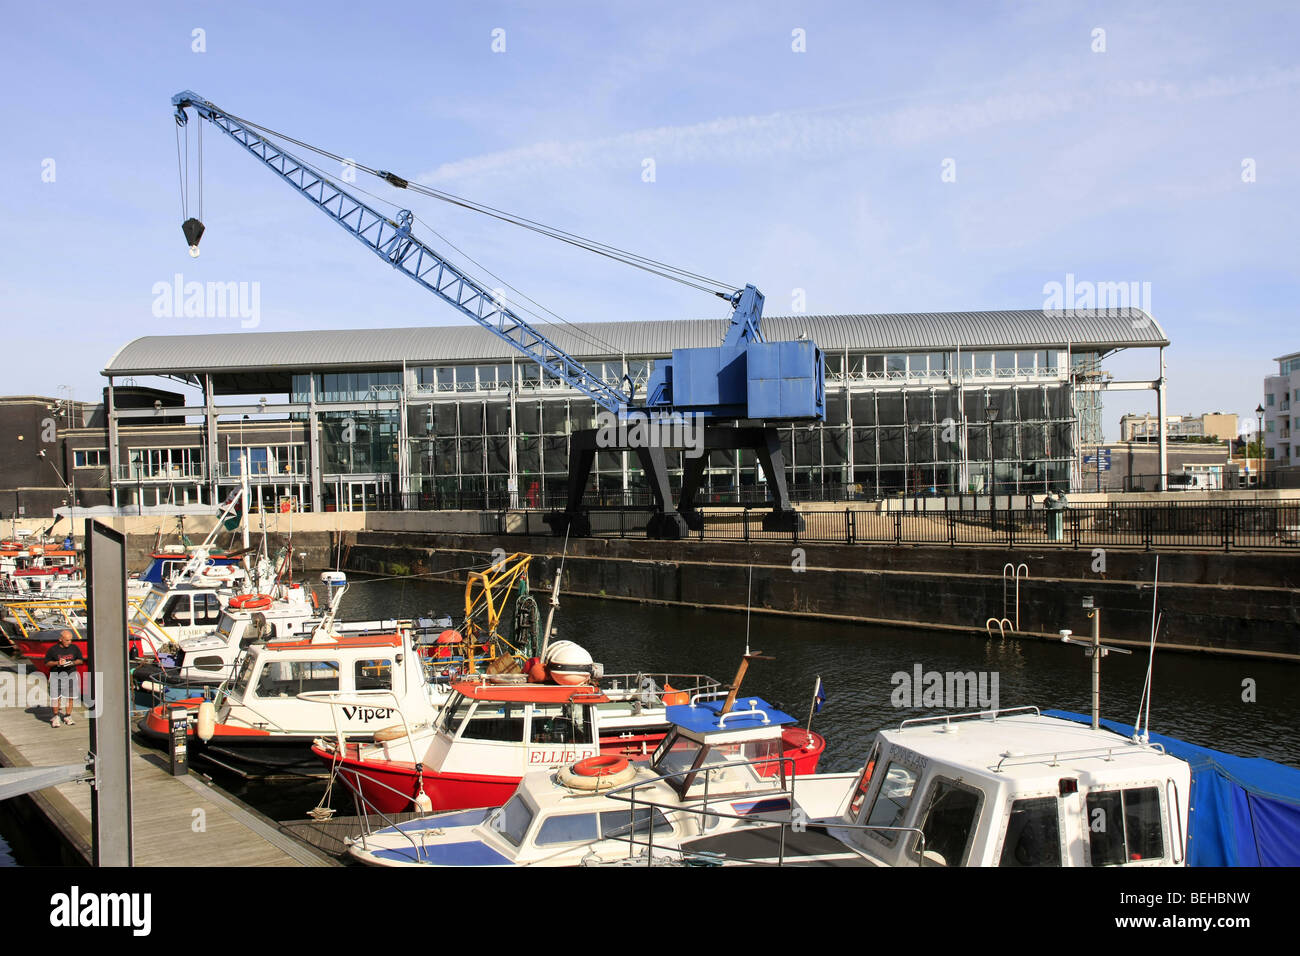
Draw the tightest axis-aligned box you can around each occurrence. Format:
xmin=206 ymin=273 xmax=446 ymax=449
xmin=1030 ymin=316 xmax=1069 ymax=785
xmin=0 ymin=652 xmax=338 ymax=866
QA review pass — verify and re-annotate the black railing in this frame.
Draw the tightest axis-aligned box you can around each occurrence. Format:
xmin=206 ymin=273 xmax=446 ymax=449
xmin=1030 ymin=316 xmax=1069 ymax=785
xmin=474 ymin=499 xmax=1300 ymax=551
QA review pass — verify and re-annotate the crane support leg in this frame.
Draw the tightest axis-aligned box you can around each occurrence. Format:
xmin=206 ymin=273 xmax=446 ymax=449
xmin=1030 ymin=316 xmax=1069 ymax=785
xmin=677 ymin=427 xmax=802 ymax=533
xmin=545 ymin=426 xmax=802 ymax=539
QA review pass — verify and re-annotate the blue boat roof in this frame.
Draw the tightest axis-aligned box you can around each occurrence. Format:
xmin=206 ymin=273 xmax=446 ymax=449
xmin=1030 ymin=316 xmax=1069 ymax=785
xmin=667 ymin=696 xmax=795 ymax=735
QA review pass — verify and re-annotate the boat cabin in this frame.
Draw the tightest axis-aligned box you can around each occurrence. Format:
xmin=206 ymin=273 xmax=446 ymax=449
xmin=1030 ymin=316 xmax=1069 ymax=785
xmin=825 ymin=708 xmax=1192 ymax=867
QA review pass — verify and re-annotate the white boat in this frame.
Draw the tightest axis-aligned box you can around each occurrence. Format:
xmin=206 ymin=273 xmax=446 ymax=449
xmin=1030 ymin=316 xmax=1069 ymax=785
xmin=345 ymin=691 xmax=841 ymax=867
xmin=680 ymin=706 xmax=1192 ymax=866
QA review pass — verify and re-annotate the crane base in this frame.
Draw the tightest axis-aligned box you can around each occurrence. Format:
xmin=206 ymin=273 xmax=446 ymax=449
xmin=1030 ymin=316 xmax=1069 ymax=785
xmin=546 ymin=425 xmax=801 ymax=540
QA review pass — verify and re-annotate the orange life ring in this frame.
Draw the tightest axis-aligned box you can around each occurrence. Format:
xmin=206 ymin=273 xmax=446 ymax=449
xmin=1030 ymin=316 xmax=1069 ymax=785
xmin=309 ymin=589 xmax=320 ymax=610
xmin=573 ymin=755 xmax=629 ymax=778
xmin=229 ymin=593 xmax=273 ymax=611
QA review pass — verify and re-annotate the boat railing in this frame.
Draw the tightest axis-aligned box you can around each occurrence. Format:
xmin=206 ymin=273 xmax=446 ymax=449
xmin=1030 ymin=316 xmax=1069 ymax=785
xmin=301 ymin=690 xmax=436 ymax=862
xmin=328 ymin=759 xmax=439 ymax=862
xmin=688 ymin=689 xmax=731 ymax=707
xmin=602 ymin=758 xmax=931 ymax=867
xmin=991 ymin=741 xmax=1167 ymax=773
xmin=600 ymin=673 xmax=723 ymax=698
xmin=899 ymin=705 xmax=1041 ymax=730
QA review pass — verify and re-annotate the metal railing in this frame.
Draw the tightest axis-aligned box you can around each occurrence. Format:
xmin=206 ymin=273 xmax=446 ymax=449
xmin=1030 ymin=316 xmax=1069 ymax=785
xmin=466 ymin=499 xmax=1300 ymax=552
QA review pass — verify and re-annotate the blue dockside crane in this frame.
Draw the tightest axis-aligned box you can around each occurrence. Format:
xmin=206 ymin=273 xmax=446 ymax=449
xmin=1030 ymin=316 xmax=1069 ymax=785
xmin=171 ymin=91 xmax=824 ymax=538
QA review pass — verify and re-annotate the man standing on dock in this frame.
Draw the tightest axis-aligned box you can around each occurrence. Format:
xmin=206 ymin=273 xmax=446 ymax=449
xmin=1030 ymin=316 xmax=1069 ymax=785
xmin=44 ymin=630 xmax=84 ymax=727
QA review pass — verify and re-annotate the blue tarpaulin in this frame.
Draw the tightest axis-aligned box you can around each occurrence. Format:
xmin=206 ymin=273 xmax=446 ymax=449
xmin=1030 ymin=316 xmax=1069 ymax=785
xmin=1045 ymin=710 xmax=1300 ymax=866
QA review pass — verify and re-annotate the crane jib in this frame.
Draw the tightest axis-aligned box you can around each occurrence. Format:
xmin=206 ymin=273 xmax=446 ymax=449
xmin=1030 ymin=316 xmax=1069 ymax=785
xmin=171 ymin=91 xmax=633 ymax=415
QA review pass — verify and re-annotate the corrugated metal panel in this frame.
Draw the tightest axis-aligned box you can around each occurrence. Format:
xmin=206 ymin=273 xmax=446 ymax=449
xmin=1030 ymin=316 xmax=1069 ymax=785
xmin=102 ymin=309 xmax=1167 ymax=376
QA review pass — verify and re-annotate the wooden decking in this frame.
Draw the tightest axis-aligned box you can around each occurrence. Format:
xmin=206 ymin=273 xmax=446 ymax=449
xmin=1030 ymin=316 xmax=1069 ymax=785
xmin=0 ymin=653 xmax=338 ymax=866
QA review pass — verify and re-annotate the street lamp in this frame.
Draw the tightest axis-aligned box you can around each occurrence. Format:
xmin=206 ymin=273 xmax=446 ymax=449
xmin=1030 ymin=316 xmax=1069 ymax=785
xmin=1256 ymin=404 xmax=1265 ymax=489
xmin=985 ymin=404 xmax=1000 ymax=529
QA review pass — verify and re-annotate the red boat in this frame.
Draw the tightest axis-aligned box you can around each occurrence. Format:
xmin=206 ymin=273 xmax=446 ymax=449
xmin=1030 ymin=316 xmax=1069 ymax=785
xmin=312 ymin=678 xmax=825 ymax=815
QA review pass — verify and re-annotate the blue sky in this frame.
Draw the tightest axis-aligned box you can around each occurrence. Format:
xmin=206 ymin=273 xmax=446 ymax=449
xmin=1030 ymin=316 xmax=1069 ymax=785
xmin=1 ymin=1 xmax=1296 ymax=440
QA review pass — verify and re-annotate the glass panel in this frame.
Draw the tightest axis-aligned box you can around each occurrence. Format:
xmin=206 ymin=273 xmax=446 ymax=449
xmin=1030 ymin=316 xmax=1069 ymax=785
xmin=600 ymin=808 xmax=673 ymax=840
xmin=354 ymin=658 xmax=393 ymax=691
xmin=254 ymin=660 xmax=340 ymax=698
xmin=490 ymin=795 xmax=533 ymax=847
xmin=460 ymin=702 xmax=527 ymax=742
xmin=848 ymin=741 xmax=882 ymax=817
xmin=1086 ymin=790 xmax=1126 ymax=865
xmin=914 ymin=779 xmax=981 ymax=866
xmin=1124 ymin=787 xmax=1165 ymax=862
xmin=1000 ymin=797 xmax=1062 ymax=867
xmin=535 ymin=813 xmax=599 ymax=846
xmin=529 ymin=703 xmax=595 ymax=745
xmin=160 ymin=595 xmax=193 ymax=628
xmin=864 ymin=762 xmax=918 ymax=844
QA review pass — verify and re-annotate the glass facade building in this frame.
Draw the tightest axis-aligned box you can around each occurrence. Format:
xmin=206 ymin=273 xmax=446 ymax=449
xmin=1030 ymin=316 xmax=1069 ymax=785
xmin=100 ymin=310 xmax=1168 ymax=510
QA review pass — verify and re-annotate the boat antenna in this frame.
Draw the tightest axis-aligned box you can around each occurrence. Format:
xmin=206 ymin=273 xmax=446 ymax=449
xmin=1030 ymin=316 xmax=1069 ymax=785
xmin=539 ymin=525 xmax=570 ymax=657
xmin=1134 ymin=556 xmax=1160 ymax=743
xmin=744 ymin=564 xmax=753 ymax=657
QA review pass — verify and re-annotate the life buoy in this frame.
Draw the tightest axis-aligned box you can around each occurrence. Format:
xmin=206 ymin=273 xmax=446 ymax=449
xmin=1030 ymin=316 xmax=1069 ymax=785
xmin=229 ymin=593 xmax=273 ymax=611
xmin=574 ymin=755 xmax=629 ymax=777
xmin=309 ymin=589 xmax=320 ymax=610
xmin=558 ymin=756 xmax=636 ymax=791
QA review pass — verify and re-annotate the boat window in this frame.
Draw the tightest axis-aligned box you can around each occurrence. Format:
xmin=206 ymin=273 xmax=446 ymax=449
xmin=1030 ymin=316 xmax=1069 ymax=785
xmin=231 ymin=655 xmax=258 ymax=697
xmin=354 ymin=659 xmax=393 ymax=691
xmin=534 ymin=812 xmax=600 ymax=846
xmin=999 ymin=796 xmax=1062 ymax=867
xmin=863 ymin=762 xmax=918 ymax=845
xmin=216 ymin=614 xmax=237 ymax=642
xmin=599 ymin=808 xmax=673 ymax=841
xmin=437 ymin=695 xmax=473 ymax=734
xmin=489 ymin=795 xmax=534 ymax=847
xmin=1087 ymin=787 xmax=1165 ymax=865
xmin=528 ymin=703 xmax=595 ymax=745
xmin=160 ymin=595 xmax=193 ymax=628
xmin=911 ymin=778 xmax=982 ymax=866
xmin=254 ymin=659 xmax=340 ymax=698
xmin=138 ymin=590 xmax=163 ymax=620
xmin=192 ymin=656 xmax=225 ymax=672
xmin=848 ymin=740 xmax=883 ymax=817
xmin=194 ymin=593 xmax=223 ymax=626
xmin=459 ymin=702 xmax=527 ymax=742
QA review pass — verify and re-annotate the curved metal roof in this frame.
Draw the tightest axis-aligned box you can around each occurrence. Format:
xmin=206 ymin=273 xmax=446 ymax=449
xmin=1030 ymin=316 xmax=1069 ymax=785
xmin=103 ymin=308 xmax=1167 ymax=376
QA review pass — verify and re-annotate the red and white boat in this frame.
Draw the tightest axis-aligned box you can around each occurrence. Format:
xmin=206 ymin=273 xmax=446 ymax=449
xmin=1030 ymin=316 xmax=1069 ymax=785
xmin=312 ymin=665 xmax=824 ymax=816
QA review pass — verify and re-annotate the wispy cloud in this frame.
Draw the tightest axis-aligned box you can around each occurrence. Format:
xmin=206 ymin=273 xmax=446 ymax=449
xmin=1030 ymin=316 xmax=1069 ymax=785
xmin=418 ymin=66 xmax=1300 ymax=185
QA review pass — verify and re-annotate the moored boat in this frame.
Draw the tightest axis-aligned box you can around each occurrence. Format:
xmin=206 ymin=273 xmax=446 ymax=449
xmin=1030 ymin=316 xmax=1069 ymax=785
xmin=346 ymin=691 xmax=834 ymax=867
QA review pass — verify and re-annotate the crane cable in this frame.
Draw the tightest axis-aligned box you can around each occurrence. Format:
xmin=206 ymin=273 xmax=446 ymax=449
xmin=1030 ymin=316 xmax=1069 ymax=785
xmin=210 ymin=106 xmax=739 ymax=298
xmin=285 ymin=147 xmax=629 ymax=363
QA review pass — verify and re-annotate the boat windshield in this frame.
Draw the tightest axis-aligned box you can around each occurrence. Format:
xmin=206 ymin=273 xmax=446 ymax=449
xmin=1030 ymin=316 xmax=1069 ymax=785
xmin=135 ymin=589 xmax=164 ymax=623
xmin=229 ymin=654 xmax=258 ymax=699
xmin=487 ymin=795 xmax=534 ymax=848
xmin=437 ymin=694 xmax=473 ymax=734
xmin=216 ymin=613 xmax=237 ymax=643
xmin=652 ymin=729 xmax=778 ymax=780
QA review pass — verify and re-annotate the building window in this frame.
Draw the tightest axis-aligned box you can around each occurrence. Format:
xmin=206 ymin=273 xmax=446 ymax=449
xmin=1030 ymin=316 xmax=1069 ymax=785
xmin=73 ymin=449 xmax=106 ymax=468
